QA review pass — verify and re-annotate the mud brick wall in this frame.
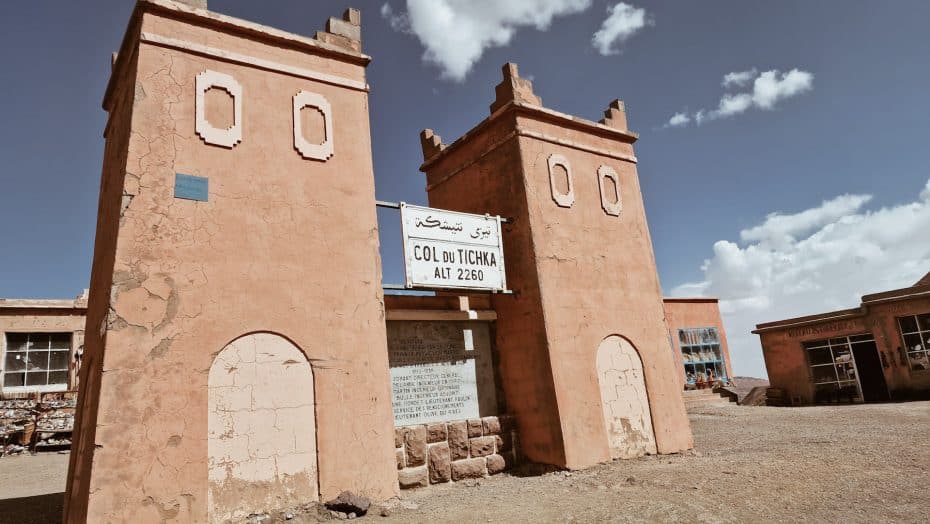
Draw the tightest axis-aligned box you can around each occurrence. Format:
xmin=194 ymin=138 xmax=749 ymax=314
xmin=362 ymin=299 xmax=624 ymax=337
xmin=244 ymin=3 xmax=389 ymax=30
xmin=395 ymin=415 xmax=518 ymax=488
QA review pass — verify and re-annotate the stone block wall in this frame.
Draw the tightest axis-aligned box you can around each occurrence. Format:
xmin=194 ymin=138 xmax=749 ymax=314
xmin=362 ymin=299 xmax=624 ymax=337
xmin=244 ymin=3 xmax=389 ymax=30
xmin=394 ymin=415 xmax=518 ymax=488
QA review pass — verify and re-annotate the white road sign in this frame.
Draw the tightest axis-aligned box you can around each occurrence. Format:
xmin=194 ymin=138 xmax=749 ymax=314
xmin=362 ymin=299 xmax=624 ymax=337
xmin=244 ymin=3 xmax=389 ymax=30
xmin=400 ymin=203 xmax=507 ymax=291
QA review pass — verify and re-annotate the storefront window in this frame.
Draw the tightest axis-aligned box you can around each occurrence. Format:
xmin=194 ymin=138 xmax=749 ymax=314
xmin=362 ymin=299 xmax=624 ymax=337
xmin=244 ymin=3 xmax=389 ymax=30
xmin=3 ymin=333 xmax=72 ymax=390
xmin=679 ymin=327 xmax=727 ymax=387
xmin=804 ymin=337 xmax=865 ymax=403
xmin=897 ymin=313 xmax=930 ymax=371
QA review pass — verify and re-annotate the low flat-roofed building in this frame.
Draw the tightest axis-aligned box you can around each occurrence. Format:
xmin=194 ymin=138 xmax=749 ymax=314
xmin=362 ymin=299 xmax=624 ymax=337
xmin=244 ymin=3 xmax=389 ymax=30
xmin=664 ymin=297 xmax=734 ymax=390
xmin=0 ymin=292 xmax=87 ymax=395
xmin=753 ymin=273 xmax=930 ymax=405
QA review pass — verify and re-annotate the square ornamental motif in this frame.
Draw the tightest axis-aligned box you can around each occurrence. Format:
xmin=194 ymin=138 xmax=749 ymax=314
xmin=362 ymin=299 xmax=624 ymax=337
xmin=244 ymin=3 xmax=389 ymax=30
xmin=195 ymin=70 xmax=243 ymax=148
xmin=597 ymin=165 xmax=622 ymax=216
xmin=547 ymin=154 xmax=575 ymax=208
xmin=293 ymin=90 xmax=334 ymax=161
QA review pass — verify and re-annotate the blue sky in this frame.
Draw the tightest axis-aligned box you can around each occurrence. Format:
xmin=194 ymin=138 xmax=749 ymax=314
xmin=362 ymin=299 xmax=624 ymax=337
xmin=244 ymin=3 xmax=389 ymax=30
xmin=2 ymin=1 xmax=929 ymax=377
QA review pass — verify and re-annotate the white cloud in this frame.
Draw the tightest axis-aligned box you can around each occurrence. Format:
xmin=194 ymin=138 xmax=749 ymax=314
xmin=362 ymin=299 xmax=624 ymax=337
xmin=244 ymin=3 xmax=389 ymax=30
xmin=722 ymin=68 xmax=757 ymax=88
xmin=591 ymin=2 xmax=651 ymax=56
xmin=670 ymin=68 xmax=814 ymax=127
xmin=752 ymin=69 xmax=814 ymax=109
xmin=381 ymin=0 xmax=592 ymax=81
xmin=694 ymin=109 xmax=707 ymax=126
xmin=670 ymin=179 xmax=930 ymax=378
xmin=380 ymin=3 xmax=409 ymax=32
xmin=666 ymin=112 xmax=690 ymax=127
xmin=739 ymin=193 xmax=873 ymax=248
xmin=715 ymin=93 xmax=753 ymax=118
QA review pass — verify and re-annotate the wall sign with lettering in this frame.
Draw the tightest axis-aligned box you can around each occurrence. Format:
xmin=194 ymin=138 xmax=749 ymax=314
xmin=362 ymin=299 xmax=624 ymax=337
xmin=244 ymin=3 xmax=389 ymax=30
xmin=400 ymin=203 xmax=507 ymax=291
xmin=387 ymin=321 xmax=497 ymax=426
xmin=174 ymin=173 xmax=208 ymax=202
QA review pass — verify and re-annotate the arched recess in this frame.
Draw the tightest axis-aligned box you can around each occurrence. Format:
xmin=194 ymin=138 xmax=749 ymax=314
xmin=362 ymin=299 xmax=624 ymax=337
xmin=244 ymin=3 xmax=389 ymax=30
xmin=595 ymin=335 xmax=658 ymax=459
xmin=208 ymin=332 xmax=318 ymax=523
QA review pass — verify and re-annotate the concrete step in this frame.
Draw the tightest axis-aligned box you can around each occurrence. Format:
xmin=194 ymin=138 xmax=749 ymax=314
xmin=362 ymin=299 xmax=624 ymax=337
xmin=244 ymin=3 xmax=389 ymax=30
xmin=684 ymin=397 xmax=734 ymax=408
xmin=682 ymin=388 xmax=737 ymax=410
xmin=683 ymin=388 xmax=722 ymax=398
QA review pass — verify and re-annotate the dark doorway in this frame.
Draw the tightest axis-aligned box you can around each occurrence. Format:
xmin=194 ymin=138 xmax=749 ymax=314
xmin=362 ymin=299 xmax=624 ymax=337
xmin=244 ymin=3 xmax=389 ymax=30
xmin=852 ymin=341 xmax=889 ymax=402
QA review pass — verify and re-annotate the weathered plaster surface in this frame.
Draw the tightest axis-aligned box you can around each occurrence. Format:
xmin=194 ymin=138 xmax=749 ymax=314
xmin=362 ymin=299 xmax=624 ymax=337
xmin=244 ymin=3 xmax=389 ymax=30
xmin=67 ymin=5 xmax=396 ymax=523
xmin=208 ymin=333 xmax=317 ymax=523
xmin=595 ymin=336 xmax=657 ymax=459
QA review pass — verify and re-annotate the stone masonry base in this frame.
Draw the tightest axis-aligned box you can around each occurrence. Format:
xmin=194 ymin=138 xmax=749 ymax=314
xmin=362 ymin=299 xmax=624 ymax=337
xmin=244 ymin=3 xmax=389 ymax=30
xmin=395 ymin=415 xmax=518 ymax=488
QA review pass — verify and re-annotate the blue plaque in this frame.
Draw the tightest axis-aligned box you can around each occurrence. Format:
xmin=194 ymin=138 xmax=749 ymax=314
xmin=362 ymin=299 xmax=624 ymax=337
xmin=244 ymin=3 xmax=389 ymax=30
xmin=174 ymin=173 xmax=208 ymax=202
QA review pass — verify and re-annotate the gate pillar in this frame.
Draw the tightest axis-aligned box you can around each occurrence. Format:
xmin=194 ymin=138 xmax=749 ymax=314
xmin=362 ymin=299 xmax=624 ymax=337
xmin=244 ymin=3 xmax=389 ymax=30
xmin=418 ymin=63 xmax=693 ymax=469
xmin=65 ymin=2 xmax=397 ymax=521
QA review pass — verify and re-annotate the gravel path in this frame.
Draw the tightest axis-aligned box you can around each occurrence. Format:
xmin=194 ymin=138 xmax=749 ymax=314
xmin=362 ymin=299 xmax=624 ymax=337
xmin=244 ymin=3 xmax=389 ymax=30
xmin=1 ymin=402 xmax=927 ymax=523
xmin=379 ymin=402 xmax=930 ymax=523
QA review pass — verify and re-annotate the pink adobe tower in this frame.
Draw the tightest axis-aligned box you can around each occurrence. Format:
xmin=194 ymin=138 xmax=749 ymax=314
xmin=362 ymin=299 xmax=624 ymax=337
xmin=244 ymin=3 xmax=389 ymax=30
xmin=418 ymin=64 xmax=693 ymax=469
xmin=66 ymin=1 xmax=397 ymax=522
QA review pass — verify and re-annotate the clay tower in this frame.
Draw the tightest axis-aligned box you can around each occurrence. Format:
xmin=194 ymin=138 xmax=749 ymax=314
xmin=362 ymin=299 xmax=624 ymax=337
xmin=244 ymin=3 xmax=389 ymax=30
xmin=419 ymin=63 xmax=693 ymax=469
xmin=66 ymin=1 xmax=397 ymax=522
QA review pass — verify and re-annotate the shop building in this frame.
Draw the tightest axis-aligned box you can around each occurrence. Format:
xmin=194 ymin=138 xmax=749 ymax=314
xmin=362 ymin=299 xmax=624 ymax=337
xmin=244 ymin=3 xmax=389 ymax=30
xmin=663 ymin=298 xmax=734 ymax=390
xmin=754 ymin=273 xmax=930 ymax=406
xmin=0 ymin=293 xmax=86 ymax=457
xmin=0 ymin=292 xmax=87 ymax=395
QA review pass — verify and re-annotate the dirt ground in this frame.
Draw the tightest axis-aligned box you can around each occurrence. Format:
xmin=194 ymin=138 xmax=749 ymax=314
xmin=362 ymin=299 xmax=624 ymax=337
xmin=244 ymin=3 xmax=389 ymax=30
xmin=1 ymin=402 xmax=928 ymax=523
xmin=0 ymin=452 xmax=68 ymax=524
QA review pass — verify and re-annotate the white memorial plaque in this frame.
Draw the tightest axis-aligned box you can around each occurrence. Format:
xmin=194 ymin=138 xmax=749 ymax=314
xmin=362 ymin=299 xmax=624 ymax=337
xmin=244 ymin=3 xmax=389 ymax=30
xmin=388 ymin=321 xmax=497 ymax=426
xmin=390 ymin=362 xmax=479 ymax=426
xmin=400 ymin=203 xmax=507 ymax=291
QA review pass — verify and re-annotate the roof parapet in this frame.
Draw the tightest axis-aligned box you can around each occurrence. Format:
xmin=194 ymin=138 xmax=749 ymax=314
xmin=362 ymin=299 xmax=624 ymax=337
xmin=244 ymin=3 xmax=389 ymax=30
xmin=489 ymin=63 xmax=542 ymax=114
xmin=419 ymin=129 xmax=446 ymax=161
xmin=316 ymin=8 xmax=363 ymax=53
xmin=173 ymin=0 xmax=207 ymax=8
xmin=599 ymin=99 xmax=628 ymax=131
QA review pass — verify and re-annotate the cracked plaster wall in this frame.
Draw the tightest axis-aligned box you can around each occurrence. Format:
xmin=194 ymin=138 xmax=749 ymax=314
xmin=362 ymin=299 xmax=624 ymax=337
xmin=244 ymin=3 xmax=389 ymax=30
xmin=67 ymin=9 xmax=396 ymax=523
xmin=595 ymin=335 xmax=657 ymax=459
xmin=208 ymin=333 xmax=317 ymax=523
xmin=65 ymin=40 xmax=140 ymax=524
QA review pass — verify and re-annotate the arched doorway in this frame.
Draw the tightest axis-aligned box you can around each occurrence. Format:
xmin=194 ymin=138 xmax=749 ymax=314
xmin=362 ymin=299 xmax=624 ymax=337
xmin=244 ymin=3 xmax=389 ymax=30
xmin=208 ymin=333 xmax=318 ymax=523
xmin=596 ymin=335 xmax=658 ymax=459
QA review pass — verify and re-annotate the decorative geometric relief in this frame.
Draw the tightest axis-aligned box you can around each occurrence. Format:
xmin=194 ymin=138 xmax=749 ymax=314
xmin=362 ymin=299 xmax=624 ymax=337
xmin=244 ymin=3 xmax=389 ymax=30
xmin=547 ymin=153 xmax=575 ymax=208
xmin=293 ymin=90 xmax=334 ymax=161
xmin=597 ymin=165 xmax=622 ymax=216
xmin=195 ymin=70 xmax=243 ymax=148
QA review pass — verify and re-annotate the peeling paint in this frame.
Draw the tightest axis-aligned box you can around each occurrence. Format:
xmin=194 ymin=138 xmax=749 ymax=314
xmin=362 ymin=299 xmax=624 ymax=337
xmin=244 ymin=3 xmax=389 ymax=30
xmin=596 ymin=336 xmax=658 ymax=460
xmin=208 ymin=333 xmax=318 ymax=522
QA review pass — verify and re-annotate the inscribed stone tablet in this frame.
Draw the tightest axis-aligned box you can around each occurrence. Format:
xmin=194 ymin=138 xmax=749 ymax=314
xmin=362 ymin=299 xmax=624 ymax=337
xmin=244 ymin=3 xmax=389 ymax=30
xmin=387 ymin=321 xmax=497 ymax=426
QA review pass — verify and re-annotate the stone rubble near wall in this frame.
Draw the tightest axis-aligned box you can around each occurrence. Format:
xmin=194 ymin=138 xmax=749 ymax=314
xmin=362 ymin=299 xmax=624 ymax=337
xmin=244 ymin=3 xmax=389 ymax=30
xmin=395 ymin=415 xmax=517 ymax=488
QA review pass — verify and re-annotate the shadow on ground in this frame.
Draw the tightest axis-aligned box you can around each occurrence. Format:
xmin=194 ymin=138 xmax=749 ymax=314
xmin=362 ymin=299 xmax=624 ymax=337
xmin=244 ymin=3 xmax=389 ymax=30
xmin=0 ymin=492 xmax=62 ymax=524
